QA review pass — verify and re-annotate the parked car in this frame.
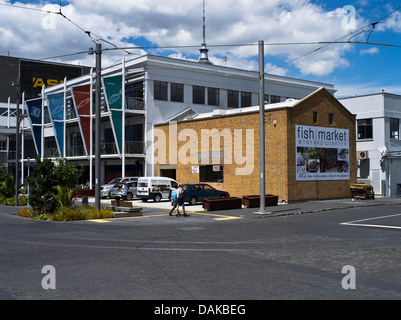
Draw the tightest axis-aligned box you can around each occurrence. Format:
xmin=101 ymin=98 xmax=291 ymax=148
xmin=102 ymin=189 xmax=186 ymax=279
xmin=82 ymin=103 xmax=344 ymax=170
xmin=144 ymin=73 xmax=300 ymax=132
xmin=110 ymin=180 xmax=138 ymax=201
xmin=180 ymin=183 xmax=230 ymax=205
xmin=100 ymin=177 xmax=139 ymax=198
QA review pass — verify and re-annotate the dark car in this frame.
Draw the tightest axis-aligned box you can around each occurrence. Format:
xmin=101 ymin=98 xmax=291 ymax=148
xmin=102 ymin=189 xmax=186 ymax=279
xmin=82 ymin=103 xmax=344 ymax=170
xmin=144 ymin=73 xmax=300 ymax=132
xmin=181 ymin=184 xmax=230 ymax=205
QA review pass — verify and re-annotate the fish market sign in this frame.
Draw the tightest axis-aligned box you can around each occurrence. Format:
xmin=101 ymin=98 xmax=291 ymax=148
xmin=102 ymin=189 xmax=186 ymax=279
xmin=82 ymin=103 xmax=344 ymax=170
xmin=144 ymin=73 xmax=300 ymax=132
xmin=296 ymin=125 xmax=350 ymax=181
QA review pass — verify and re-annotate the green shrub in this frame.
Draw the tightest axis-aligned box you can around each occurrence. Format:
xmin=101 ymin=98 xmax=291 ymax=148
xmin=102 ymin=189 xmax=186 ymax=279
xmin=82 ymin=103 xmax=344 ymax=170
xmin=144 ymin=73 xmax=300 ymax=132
xmin=18 ymin=204 xmax=113 ymax=221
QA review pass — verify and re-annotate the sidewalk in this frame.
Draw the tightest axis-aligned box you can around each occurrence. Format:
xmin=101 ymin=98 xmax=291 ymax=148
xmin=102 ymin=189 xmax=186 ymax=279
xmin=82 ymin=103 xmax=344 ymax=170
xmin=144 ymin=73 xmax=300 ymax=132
xmin=256 ymin=196 xmax=401 ymax=217
xmin=89 ymin=196 xmax=401 ymax=217
xmin=3 ymin=196 xmax=401 ymax=218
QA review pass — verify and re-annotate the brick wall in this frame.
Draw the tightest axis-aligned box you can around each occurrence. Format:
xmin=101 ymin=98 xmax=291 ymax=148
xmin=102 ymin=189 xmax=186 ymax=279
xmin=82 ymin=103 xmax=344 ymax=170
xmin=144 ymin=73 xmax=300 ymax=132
xmin=155 ymin=88 xmax=356 ymax=202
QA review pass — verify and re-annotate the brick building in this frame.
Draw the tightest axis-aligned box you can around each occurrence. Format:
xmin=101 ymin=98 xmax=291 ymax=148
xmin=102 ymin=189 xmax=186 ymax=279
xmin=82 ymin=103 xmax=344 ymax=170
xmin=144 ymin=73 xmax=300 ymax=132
xmin=154 ymin=87 xmax=357 ymax=202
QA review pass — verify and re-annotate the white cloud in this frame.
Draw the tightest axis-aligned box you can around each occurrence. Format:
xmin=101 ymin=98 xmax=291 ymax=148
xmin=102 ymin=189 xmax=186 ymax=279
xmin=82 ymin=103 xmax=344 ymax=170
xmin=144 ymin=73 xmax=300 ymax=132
xmin=0 ymin=0 xmax=367 ymax=76
xmin=360 ymin=47 xmax=379 ymax=55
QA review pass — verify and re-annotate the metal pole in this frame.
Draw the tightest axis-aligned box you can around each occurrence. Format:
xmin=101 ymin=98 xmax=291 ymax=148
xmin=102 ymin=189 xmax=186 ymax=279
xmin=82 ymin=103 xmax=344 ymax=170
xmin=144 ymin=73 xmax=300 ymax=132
xmin=95 ymin=43 xmax=102 ymax=210
xmin=259 ymin=40 xmax=266 ymax=213
xmin=15 ymin=79 xmax=20 ymax=206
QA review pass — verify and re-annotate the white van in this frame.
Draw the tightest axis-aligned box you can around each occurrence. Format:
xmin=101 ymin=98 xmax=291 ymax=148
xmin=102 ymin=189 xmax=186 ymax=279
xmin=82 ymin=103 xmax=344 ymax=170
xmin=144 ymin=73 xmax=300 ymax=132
xmin=136 ymin=177 xmax=178 ymax=202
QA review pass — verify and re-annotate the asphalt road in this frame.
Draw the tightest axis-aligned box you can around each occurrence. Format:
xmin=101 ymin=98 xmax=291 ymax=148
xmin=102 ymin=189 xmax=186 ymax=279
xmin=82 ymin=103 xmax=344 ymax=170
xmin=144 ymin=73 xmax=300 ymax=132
xmin=1 ymin=202 xmax=401 ymax=303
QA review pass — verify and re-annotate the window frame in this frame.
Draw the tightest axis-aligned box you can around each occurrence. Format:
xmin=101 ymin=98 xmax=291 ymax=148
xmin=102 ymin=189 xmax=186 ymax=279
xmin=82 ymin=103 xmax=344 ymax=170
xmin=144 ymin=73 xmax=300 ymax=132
xmin=390 ymin=118 xmax=400 ymax=140
xmin=171 ymin=82 xmax=184 ymax=103
xmin=154 ymin=81 xmax=168 ymax=101
xmin=228 ymin=90 xmax=239 ymax=108
xmin=357 ymin=118 xmax=373 ymax=140
xmin=193 ymin=85 xmax=205 ymax=105
xmin=199 ymin=165 xmax=224 ymax=183
xmin=208 ymin=87 xmax=220 ymax=106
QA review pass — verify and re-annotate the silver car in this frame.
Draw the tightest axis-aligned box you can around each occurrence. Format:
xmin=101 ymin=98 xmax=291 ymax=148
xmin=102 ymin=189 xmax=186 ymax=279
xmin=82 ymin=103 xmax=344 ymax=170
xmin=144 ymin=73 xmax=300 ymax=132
xmin=109 ymin=181 xmax=138 ymax=201
xmin=100 ymin=177 xmax=139 ymax=198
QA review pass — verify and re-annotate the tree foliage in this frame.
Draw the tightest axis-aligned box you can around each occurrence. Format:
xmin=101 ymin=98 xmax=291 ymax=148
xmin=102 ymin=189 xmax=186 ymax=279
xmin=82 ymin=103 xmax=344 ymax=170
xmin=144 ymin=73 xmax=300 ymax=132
xmin=28 ymin=157 xmax=80 ymax=214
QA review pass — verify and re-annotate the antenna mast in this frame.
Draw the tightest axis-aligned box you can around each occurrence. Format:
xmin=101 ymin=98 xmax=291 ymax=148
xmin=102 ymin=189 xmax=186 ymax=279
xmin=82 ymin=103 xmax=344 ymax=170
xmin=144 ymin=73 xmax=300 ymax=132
xmin=199 ymin=0 xmax=212 ymax=64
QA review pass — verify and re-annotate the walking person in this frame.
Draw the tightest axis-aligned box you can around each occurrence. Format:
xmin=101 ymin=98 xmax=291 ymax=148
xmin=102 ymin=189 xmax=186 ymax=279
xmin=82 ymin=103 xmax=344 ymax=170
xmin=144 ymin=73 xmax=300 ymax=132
xmin=169 ymin=186 xmax=179 ymax=216
xmin=176 ymin=185 xmax=188 ymax=217
xmin=117 ymin=180 xmax=129 ymax=201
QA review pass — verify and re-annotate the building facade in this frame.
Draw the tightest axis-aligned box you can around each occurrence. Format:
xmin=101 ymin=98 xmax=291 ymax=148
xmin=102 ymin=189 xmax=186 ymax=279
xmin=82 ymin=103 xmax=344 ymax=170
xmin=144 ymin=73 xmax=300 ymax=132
xmin=340 ymin=92 xmax=401 ymax=196
xmin=0 ymin=55 xmax=90 ymax=177
xmin=13 ymin=54 xmax=336 ymax=187
xmin=154 ymin=88 xmax=357 ymax=202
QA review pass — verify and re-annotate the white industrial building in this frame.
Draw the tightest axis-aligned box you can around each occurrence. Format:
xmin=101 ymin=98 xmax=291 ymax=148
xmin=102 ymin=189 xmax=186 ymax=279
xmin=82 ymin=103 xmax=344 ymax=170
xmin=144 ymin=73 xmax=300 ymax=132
xmin=340 ymin=92 xmax=401 ymax=197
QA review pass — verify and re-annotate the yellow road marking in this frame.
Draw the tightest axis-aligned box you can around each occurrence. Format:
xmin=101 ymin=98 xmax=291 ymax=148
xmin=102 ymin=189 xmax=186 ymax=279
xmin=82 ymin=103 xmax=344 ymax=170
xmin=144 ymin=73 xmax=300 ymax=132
xmin=89 ymin=212 xmax=242 ymax=222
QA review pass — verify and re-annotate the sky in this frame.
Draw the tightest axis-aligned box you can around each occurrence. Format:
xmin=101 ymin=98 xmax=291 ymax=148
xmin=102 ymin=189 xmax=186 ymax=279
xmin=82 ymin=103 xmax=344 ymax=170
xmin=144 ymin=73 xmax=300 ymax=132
xmin=0 ymin=0 xmax=400 ymax=98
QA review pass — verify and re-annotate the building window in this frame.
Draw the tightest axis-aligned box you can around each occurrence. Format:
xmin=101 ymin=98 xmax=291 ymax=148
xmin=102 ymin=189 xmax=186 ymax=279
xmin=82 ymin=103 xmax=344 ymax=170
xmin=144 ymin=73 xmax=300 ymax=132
xmin=126 ymin=82 xmax=144 ymax=110
xmin=241 ymin=92 xmax=252 ymax=108
xmin=329 ymin=113 xmax=333 ymax=125
xmin=199 ymin=165 xmax=224 ymax=183
xmin=171 ymin=83 xmax=184 ymax=103
xmin=358 ymin=119 xmax=373 ymax=140
xmin=270 ymin=95 xmax=281 ymax=103
xmin=193 ymin=85 xmax=205 ymax=104
xmin=228 ymin=90 xmax=239 ymax=108
xmin=208 ymin=87 xmax=219 ymax=106
xmin=0 ymin=140 xmax=7 ymax=151
xmin=390 ymin=118 xmax=400 ymax=140
xmin=154 ymin=81 xmax=168 ymax=101
xmin=313 ymin=111 xmax=318 ymax=124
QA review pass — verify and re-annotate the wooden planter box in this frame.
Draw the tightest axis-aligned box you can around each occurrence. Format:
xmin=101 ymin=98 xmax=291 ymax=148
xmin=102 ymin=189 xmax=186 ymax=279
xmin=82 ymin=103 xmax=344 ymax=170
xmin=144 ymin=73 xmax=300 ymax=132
xmin=242 ymin=195 xmax=279 ymax=208
xmin=202 ymin=197 xmax=242 ymax=211
xmin=76 ymin=189 xmax=95 ymax=198
xmin=111 ymin=200 xmax=133 ymax=207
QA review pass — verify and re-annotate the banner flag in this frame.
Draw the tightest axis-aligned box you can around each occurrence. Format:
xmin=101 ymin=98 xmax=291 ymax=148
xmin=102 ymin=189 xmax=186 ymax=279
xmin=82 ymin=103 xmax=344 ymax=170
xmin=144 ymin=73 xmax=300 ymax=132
xmin=46 ymin=92 xmax=65 ymax=157
xmin=25 ymin=98 xmax=43 ymax=156
xmin=103 ymin=75 xmax=123 ymax=154
xmin=72 ymin=84 xmax=91 ymax=155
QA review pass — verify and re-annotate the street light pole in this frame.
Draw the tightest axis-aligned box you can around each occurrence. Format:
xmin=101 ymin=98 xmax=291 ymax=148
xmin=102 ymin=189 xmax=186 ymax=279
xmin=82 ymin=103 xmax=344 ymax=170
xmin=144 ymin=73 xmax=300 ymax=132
xmin=14 ymin=78 xmax=21 ymax=207
xmin=95 ymin=43 xmax=102 ymax=210
xmin=258 ymin=40 xmax=266 ymax=213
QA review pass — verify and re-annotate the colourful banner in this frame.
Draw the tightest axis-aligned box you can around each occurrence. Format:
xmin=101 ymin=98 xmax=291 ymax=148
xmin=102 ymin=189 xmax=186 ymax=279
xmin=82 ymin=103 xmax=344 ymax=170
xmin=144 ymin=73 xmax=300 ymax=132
xmin=103 ymin=75 xmax=123 ymax=154
xmin=25 ymin=98 xmax=43 ymax=156
xmin=72 ymin=85 xmax=91 ymax=155
xmin=46 ymin=92 xmax=64 ymax=157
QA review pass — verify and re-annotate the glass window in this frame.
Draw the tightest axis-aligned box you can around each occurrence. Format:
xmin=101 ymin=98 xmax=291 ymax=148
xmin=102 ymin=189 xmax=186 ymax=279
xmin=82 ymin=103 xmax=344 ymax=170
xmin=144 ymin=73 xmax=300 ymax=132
xmin=329 ymin=113 xmax=333 ymax=125
xmin=193 ymin=86 xmax=205 ymax=104
xmin=270 ymin=95 xmax=281 ymax=103
xmin=199 ymin=165 xmax=223 ymax=183
xmin=171 ymin=83 xmax=184 ymax=103
xmin=228 ymin=90 xmax=239 ymax=108
xmin=358 ymin=119 xmax=373 ymax=140
xmin=313 ymin=111 xmax=318 ymax=124
xmin=390 ymin=118 xmax=399 ymax=139
xmin=241 ymin=92 xmax=252 ymax=108
xmin=208 ymin=87 xmax=219 ymax=106
xmin=154 ymin=81 xmax=168 ymax=101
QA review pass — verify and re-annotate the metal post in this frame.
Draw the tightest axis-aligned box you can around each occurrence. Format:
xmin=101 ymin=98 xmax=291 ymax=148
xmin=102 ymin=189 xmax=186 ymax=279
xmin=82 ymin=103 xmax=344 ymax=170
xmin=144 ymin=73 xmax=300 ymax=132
xmin=15 ymin=79 xmax=20 ymax=206
xmin=95 ymin=43 xmax=102 ymax=210
xmin=258 ymin=40 xmax=266 ymax=213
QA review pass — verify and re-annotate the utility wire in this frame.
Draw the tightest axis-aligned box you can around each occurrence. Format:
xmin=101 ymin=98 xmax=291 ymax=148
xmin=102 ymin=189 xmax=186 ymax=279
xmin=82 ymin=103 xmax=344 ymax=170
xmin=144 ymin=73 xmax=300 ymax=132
xmin=264 ymin=5 xmax=401 ymax=74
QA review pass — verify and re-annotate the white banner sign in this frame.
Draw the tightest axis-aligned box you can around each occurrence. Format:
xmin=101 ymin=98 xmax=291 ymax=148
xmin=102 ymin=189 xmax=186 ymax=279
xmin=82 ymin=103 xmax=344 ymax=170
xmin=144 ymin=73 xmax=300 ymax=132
xmin=296 ymin=125 xmax=350 ymax=181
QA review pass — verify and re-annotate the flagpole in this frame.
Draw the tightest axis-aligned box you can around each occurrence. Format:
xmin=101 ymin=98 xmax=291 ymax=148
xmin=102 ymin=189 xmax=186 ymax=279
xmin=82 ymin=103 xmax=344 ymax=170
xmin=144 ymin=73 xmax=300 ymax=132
xmin=41 ymin=86 xmax=45 ymax=161
xmin=95 ymin=43 xmax=102 ymax=210
xmin=63 ymin=77 xmax=67 ymax=158
xmin=122 ymin=56 xmax=126 ymax=179
xmin=89 ymin=68 xmax=94 ymax=190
